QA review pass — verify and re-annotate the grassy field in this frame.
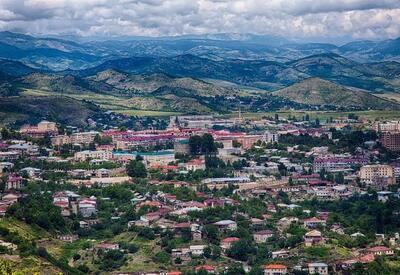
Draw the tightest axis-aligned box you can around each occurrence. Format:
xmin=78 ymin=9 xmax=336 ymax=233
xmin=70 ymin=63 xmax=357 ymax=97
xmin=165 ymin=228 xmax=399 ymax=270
xmin=22 ymin=89 xmax=182 ymax=117
xmin=238 ymin=110 xmax=400 ymax=121
xmin=0 ymin=218 xmax=48 ymax=240
xmin=117 ymin=109 xmax=182 ymax=116
xmin=19 ymin=89 xmax=400 ymax=120
xmin=374 ymin=92 xmax=400 ymax=103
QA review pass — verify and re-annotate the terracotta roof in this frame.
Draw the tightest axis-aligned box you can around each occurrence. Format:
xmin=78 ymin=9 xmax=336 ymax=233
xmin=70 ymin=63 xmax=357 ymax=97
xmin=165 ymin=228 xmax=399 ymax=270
xmin=368 ymin=246 xmax=391 ymax=252
xmin=221 ymin=237 xmax=240 ymax=243
xmin=359 ymin=253 xmax=375 ymax=263
xmin=264 ymin=264 xmax=287 ymax=269
xmin=195 ymin=265 xmax=214 ymax=271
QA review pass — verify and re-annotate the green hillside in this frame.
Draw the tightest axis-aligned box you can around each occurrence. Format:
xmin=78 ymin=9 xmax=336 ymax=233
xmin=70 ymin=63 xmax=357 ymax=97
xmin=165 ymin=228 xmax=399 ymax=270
xmin=0 ymin=95 xmax=101 ymax=126
xmin=275 ymin=77 xmax=400 ymax=110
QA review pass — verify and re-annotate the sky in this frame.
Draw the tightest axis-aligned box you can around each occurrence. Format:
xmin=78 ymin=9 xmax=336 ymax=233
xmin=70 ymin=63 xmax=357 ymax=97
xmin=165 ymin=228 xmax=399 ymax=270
xmin=0 ymin=0 xmax=400 ymax=41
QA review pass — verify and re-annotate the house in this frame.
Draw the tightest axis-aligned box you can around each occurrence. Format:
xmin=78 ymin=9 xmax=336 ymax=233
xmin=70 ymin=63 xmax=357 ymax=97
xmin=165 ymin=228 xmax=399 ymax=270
xmin=2 ymin=193 xmax=20 ymax=205
xmin=6 ymin=174 xmax=23 ymax=190
xmin=195 ymin=265 xmax=215 ymax=273
xmin=184 ymin=158 xmax=206 ymax=171
xmin=57 ymin=234 xmax=79 ymax=243
xmin=253 ymin=230 xmax=274 ymax=243
xmin=367 ymin=246 xmax=394 ymax=256
xmin=308 ymin=263 xmax=328 ymax=274
xmin=204 ymin=198 xmax=226 ymax=208
xmin=190 ymin=245 xmax=206 ymax=256
xmin=272 ymin=249 xmax=290 ymax=259
xmin=304 ymin=230 xmax=324 ymax=247
xmin=0 ymin=204 xmax=8 ymax=216
xmin=129 ymin=218 xmax=149 ymax=228
xmin=94 ymin=242 xmax=119 ymax=252
xmin=250 ymin=217 xmax=265 ymax=228
xmin=171 ymin=248 xmax=191 ymax=264
xmin=79 ymin=197 xmax=97 ymax=218
xmin=94 ymin=168 xmax=111 ymax=178
xmin=19 ymin=167 xmax=41 ymax=178
xmin=220 ymin=237 xmax=240 ymax=251
xmin=303 ymin=217 xmax=326 ymax=229
xmin=213 ymin=220 xmax=237 ymax=231
xmin=263 ymin=264 xmax=288 ymax=275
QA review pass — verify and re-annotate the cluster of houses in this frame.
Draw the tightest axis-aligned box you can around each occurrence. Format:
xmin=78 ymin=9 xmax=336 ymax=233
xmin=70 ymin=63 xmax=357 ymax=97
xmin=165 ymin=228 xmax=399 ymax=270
xmin=1 ymin=115 xmax=400 ymax=274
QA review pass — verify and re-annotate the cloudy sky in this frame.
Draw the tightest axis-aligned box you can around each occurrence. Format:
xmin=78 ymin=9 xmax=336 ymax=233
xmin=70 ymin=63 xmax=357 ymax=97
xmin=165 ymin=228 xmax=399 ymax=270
xmin=0 ymin=0 xmax=400 ymax=40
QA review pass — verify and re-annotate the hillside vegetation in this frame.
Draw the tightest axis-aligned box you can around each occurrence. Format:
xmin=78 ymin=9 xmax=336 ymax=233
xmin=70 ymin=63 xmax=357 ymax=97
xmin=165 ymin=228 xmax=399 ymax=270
xmin=275 ymin=78 xmax=400 ymax=110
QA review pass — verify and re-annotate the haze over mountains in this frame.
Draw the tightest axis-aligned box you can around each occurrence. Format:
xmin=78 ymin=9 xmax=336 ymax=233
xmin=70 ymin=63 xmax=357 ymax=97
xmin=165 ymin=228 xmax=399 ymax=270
xmin=1 ymin=31 xmax=400 ymax=126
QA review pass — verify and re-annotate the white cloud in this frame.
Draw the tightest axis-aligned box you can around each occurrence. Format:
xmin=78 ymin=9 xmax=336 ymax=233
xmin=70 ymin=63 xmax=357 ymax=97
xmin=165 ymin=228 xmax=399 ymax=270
xmin=0 ymin=0 xmax=399 ymax=40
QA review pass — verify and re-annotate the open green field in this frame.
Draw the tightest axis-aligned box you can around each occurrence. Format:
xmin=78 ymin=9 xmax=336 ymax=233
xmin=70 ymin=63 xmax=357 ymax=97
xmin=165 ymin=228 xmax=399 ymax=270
xmin=238 ymin=110 xmax=400 ymax=121
xmin=117 ymin=109 xmax=182 ymax=116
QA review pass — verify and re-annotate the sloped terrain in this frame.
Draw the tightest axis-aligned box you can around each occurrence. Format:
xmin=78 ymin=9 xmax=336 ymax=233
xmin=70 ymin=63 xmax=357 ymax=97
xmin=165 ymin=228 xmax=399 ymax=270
xmin=275 ymin=78 xmax=400 ymax=110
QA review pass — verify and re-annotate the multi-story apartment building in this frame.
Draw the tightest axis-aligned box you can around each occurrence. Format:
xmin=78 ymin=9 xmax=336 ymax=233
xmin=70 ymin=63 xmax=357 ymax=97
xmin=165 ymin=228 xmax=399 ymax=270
xmin=74 ymin=150 xmax=113 ymax=162
xmin=381 ymin=132 xmax=400 ymax=152
xmin=313 ymin=154 xmax=369 ymax=173
xmin=359 ymin=165 xmax=395 ymax=187
xmin=20 ymin=120 xmax=58 ymax=138
xmin=375 ymin=121 xmax=400 ymax=132
xmin=51 ymin=131 xmax=99 ymax=146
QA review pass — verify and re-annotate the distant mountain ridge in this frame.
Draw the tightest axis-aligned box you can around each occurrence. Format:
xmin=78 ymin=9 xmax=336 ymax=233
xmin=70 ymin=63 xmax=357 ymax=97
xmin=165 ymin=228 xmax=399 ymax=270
xmin=1 ymin=31 xmax=400 ymax=72
xmin=69 ymin=53 xmax=400 ymax=93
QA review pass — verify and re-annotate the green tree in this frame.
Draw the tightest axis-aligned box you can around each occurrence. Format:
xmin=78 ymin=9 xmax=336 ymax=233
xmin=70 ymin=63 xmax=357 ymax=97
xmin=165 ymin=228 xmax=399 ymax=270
xmin=126 ymin=160 xmax=147 ymax=178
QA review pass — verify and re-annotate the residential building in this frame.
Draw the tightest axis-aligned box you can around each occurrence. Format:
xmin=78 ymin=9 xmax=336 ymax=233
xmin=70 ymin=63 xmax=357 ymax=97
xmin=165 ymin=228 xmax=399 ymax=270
xmin=367 ymin=246 xmax=394 ymax=256
xmin=220 ymin=237 xmax=239 ymax=251
xmin=381 ymin=132 xmax=400 ymax=152
xmin=213 ymin=220 xmax=237 ymax=231
xmin=263 ymin=264 xmax=288 ymax=275
xmin=304 ymin=230 xmax=324 ymax=246
xmin=74 ymin=150 xmax=112 ymax=161
xmin=264 ymin=130 xmax=280 ymax=143
xmin=359 ymin=165 xmax=395 ymax=187
xmin=253 ymin=230 xmax=274 ymax=243
xmin=6 ymin=174 xmax=22 ymax=190
xmin=308 ymin=263 xmax=328 ymax=274
xmin=20 ymin=121 xmax=58 ymax=138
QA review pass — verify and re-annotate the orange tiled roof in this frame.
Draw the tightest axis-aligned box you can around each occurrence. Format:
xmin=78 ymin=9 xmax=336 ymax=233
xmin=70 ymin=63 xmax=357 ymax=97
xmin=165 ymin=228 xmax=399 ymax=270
xmin=264 ymin=264 xmax=287 ymax=269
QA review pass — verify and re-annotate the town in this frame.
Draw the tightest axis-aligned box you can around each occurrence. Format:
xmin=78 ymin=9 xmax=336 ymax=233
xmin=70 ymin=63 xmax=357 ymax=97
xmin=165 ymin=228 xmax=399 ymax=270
xmin=1 ymin=113 xmax=400 ymax=275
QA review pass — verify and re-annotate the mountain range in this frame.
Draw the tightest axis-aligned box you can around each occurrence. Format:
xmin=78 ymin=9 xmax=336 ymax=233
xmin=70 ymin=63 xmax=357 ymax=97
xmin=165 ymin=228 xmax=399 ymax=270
xmin=0 ymin=31 xmax=400 ymax=126
xmin=1 ymin=31 xmax=400 ymax=70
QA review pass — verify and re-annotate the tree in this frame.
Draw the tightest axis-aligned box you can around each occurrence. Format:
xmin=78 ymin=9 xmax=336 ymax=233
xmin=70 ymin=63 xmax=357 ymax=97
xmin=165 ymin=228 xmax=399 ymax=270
xmin=204 ymin=225 xmax=219 ymax=244
xmin=126 ymin=160 xmax=147 ymax=178
xmin=189 ymin=134 xmax=217 ymax=155
xmin=335 ymin=172 xmax=345 ymax=184
xmin=153 ymin=251 xmax=170 ymax=264
xmin=202 ymin=133 xmax=217 ymax=154
xmin=315 ymin=118 xmax=320 ymax=128
xmin=99 ymin=250 xmax=126 ymax=271
xmin=189 ymin=135 xmax=203 ymax=155
xmin=226 ymin=239 xmax=255 ymax=261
